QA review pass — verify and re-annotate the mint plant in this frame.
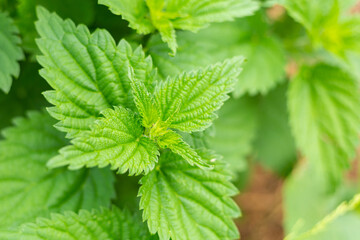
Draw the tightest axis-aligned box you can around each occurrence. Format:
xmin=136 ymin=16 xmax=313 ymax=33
xmin=1 ymin=0 xmax=360 ymax=239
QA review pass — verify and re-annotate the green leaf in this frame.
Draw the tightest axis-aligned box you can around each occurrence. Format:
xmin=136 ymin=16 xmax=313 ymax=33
xmin=232 ymin=35 xmax=286 ymax=97
xmin=286 ymin=194 xmax=360 ymax=240
xmin=20 ymin=207 xmax=155 ymax=240
xmin=283 ymin=0 xmax=338 ymax=33
xmin=48 ymin=107 xmax=159 ymax=176
xmin=139 ymin=151 xmax=240 ymax=240
xmin=98 ymin=0 xmax=154 ymax=34
xmin=100 ymin=0 xmax=259 ymax=53
xmin=207 ymin=96 xmax=258 ymax=176
xmin=148 ymin=14 xmax=286 ymax=96
xmin=0 ymin=111 xmax=114 ymax=230
xmin=284 ymin=162 xmax=360 ymax=240
xmin=0 ymin=11 xmax=24 ymax=93
xmin=283 ymin=0 xmax=360 ymax=58
xmin=253 ymin=83 xmax=297 ymax=176
xmin=129 ymin=74 xmax=159 ymax=129
xmin=155 ymin=56 xmax=244 ymax=132
xmin=35 ymin=7 xmax=154 ymax=138
xmin=17 ymin=0 xmax=96 ymax=54
xmin=158 ymin=130 xmax=211 ymax=169
xmin=288 ymin=64 xmax=360 ymax=183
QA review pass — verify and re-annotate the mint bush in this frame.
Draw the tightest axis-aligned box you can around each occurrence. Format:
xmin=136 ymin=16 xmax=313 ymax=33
xmin=1 ymin=0 xmax=360 ymax=239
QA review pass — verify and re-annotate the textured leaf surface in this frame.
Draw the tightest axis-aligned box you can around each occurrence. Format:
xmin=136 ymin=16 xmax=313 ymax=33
xmin=20 ymin=207 xmax=155 ymax=240
xmin=0 ymin=111 xmax=114 ymax=230
xmin=158 ymin=130 xmax=211 ymax=169
xmin=207 ymin=96 xmax=258 ymax=176
xmin=130 ymin=76 xmax=159 ymax=129
xmin=98 ymin=0 xmax=154 ymax=34
xmin=36 ymin=7 xmax=154 ymax=138
xmin=155 ymin=57 xmax=244 ymax=132
xmin=139 ymin=151 xmax=240 ymax=240
xmin=100 ymin=0 xmax=259 ymax=53
xmin=0 ymin=11 xmax=24 ymax=93
xmin=288 ymin=64 xmax=360 ymax=183
xmin=48 ymin=107 xmax=159 ymax=175
xmin=284 ymin=162 xmax=360 ymax=240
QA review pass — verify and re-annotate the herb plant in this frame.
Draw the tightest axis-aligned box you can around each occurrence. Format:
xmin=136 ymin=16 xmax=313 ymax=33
xmin=0 ymin=0 xmax=360 ymax=240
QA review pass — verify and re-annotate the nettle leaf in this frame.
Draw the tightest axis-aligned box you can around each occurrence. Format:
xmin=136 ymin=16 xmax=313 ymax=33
xmin=0 ymin=111 xmax=114 ymax=230
xmin=48 ymin=107 xmax=159 ymax=175
xmin=158 ymin=130 xmax=211 ymax=168
xmin=148 ymin=14 xmax=286 ymax=97
xmin=100 ymin=0 xmax=259 ymax=53
xmin=0 ymin=11 xmax=24 ymax=93
xmin=284 ymin=162 xmax=360 ymax=240
xmin=284 ymin=0 xmax=360 ymax=58
xmin=288 ymin=64 xmax=360 ymax=183
xmin=139 ymin=151 xmax=240 ymax=240
xmin=253 ymin=82 xmax=297 ymax=176
xmin=155 ymin=56 xmax=244 ymax=132
xmin=20 ymin=207 xmax=155 ymax=240
xmin=207 ymin=96 xmax=258 ymax=176
xmin=130 ymin=75 xmax=160 ymax=129
xmin=98 ymin=0 xmax=154 ymax=34
xmin=17 ymin=0 xmax=96 ymax=54
xmin=232 ymin=34 xmax=286 ymax=97
xmin=35 ymin=7 xmax=154 ymax=138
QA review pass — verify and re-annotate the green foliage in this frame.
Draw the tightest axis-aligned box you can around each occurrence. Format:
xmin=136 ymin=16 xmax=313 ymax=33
xmin=38 ymin=8 xmax=242 ymax=176
xmin=17 ymin=0 xmax=96 ymax=54
xmin=48 ymin=107 xmax=160 ymax=175
xmin=100 ymin=0 xmax=259 ymax=53
xmin=148 ymin=13 xmax=286 ymax=97
xmin=0 ymin=111 xmax=114 ymax=230
xmin=155 ymin=57 xmax=244 ymax=132
xmin=20 ymin=207 xmax=155 ymax=240
xmin=253 ymin=82 xmax=297 ymax=175
xmin=0 ymin=11 xmax=24 ymax=93
xmin=284 ymin=162 xmax=360 ymax=240
xmin=288 ymin=64 xmax=360 ymax=184
xmin=2 ymin=0 xmax=360 ymax=239
xmin=283 ymin=0 xmax=360 ymax=58
xmin=139 ymin=151 xmax=240 ymax=240
xmin=207 ymin=96 xmax=258 ymax=176
xmin=36 ymin=7 xmax=154 ymax=138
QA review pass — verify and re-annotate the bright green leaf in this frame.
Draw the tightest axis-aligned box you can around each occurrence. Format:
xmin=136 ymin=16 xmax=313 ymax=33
xmin=129 ymin=74 xmax=160 ymax=129
xmin=158 ymin=130 xmax=211 ymax=169
xmin=148 ymin=14 xmax=286 ymax=96
xmin=98 ymin=0 xmax=154 ymax=34
xmin=288 ymin=64 xmax=360 ymax=184
xmin=0 ymin=11 xmax=24 ymax=93
xmin=284 ymin=0 xmax=360 ymax=58
xmin=17 ymin=0 xmax=96 ymax=54
xmin=20 ymin=207 xmax=155 ymax=240
xmin=100 ymin=0 xmax=259 ymax=53
xmin=139 ymin=151 xmax=240 ymax=240
xmin=0 ymin=111 xmax=114 ymax=230
xmin=155 ymin=56 xmax=244 ymax=132
xmin=48 ymin=107 xmax=159 ymax=176
xmin=254 ymin=83 xmax=297 ymax=176
xmin=232 ymin=35 xmax=286 ymax=97
xmin=35 ymin=7 xmax=154 ymax=138
xmin=207 ymin=96 xmax=258 ymax=176
xmin=284 ymin=162 xmax=360 ymax=240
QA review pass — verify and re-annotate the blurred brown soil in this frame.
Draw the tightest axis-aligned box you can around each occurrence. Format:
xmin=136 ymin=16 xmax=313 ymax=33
xmin=236 ymin=165 xmax=284 ymax=240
